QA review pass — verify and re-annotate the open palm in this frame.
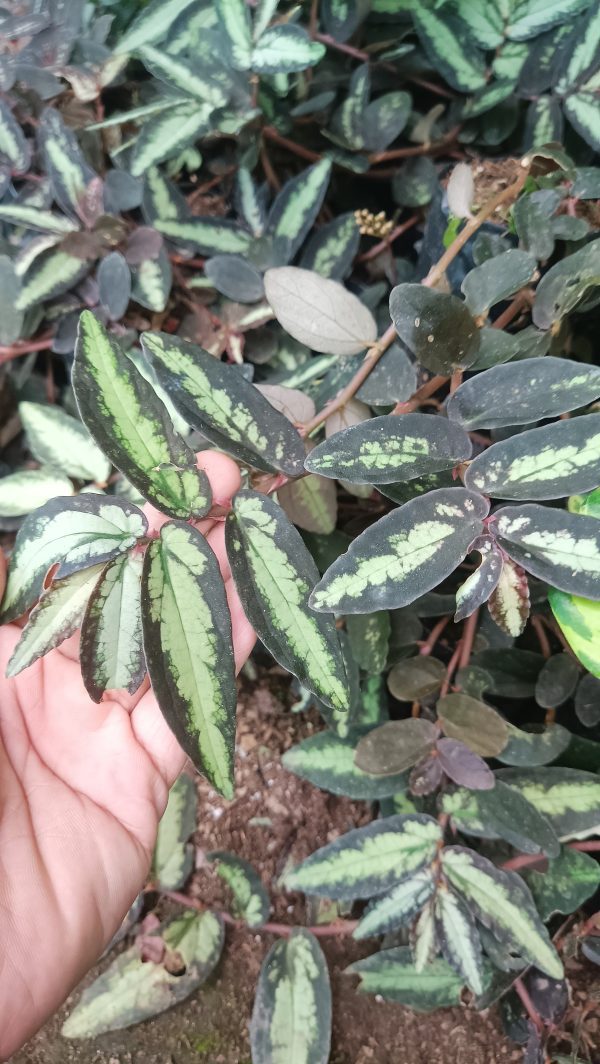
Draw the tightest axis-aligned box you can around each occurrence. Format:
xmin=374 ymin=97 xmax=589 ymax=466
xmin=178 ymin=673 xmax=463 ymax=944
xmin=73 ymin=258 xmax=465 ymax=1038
xmin=0 ymin=453 xmax=255 ymax=1060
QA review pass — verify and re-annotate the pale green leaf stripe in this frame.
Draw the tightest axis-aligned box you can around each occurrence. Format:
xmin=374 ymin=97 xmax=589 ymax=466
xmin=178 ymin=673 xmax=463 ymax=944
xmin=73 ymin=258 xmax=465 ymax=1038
xmin=268 ymin=158 xmax=331 ymax=258
xmin=154 ymin=216 xmax=253 ymax=255
xmin=0 ymin=468 xmax=74 ymax=519
xmin=250 ymin=930 xmax=331 ymax=1064
xmin=354 ymin=872 xmax=435 ymax=939
xmin=208 ymin=852 xmax=270 ymax=927
xmin=142 ymin=166 xmax=189 ymax=224
xmin=115 ymin=0 xmax=199 ymax=53
xmin=564 ymin=92 xmax=600 ymax=153
xmin=16 ymin=250 xmax=89 ymax=311
xmin=142 ymin=331 xmax=306 ymax=476
xmin=132 ymin=252 xmax=171 ymax=313
xmin=509 ymin=0 xmax=591 ymax=41
xmin=0 ymin=495 xmax=146 ymax=624
xmin=285 ymin=814 xmax=441 ymax=899
xmin=556 ymin=3 xmax=600 ymax=86
xmin=62 ymin=911 xmax=224 ymax=1038
xmin=441 ymin=846 xmax=563 ymax=979
xmin=19 ymin=401 xmax=111 ymax=483
xmin=7 ymin=565 xmax=105 ymax=677
xmin=310 ymin=488 xmax=489 ymax=613
xmin=282 ymin=731 xmax=410 ymax=800
xmin=138 ymin=45 xmax=230 ymax=107
xmin=80 ymin=552 xmax=146 ymax=702
xmin=498 ymin=767 xmax=600 ymax=841
xmin=216 ymin=0 xmax=253 ymax=69
xmin=251 ymin=26 xmax=325 ymax=73
xmin=0 ymin=99 xmax=30 ymax=170
xmin=73 ymin=311 xmax=210 ymax=519
xmin=305 ymin=413 xmax=471 ymax=484
xmin=86 ymin=98 xmax=182 ymax=130
xmin=300 ymin=212 xmax=360 ymax=279
xmin=39 ymin=108 xmax=92 ymax=214
xmin=141 ymin=522 xmax=237 ymax=798
xmin=493 ymin=504 xmax=600 ymax=599
xmin=153 ymin=774 xmax=196 ymax=890
xmin=412 ymin=7 xmax=486 ymax=91
xmin=130 ymin=103 xmax=212 ymax=177
xmin=348 ymin=947 xmax=464 ymax=1010
xmin=0 ymin=205 xmax=79 ymax=234
xmin=435 ymin=889 xmax=483 ymax=994
xmin=465 ymin=415 xmax=600 ymax=500
xmin=226 ymin=491 xmax=350 ymax=714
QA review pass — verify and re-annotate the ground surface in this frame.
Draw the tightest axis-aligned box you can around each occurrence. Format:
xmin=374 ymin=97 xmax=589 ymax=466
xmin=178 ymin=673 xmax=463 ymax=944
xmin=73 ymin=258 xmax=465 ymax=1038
xmin=11 ymin=672 xmax=599 ymax=1064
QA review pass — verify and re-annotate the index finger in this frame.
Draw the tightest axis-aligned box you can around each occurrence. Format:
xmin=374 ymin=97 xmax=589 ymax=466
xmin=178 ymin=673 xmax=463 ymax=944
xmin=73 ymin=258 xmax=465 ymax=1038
xmin=142 ymin=450 xmax=242 ymax=535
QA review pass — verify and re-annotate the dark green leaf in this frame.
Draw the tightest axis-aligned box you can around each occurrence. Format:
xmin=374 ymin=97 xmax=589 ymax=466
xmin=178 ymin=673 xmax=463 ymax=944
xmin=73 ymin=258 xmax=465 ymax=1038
xmin=15 ymin=247 xmax=90 ymax=312
xmin=208 ymin=852 xmax=270 ymax=927
xmin=412 ymin=7 xmax=486 ymax=92
xmin=355 ymin=718 xmax=438 ymax=775
xmin=526 ymin=847 xmax=600 ymax=921
xmin=226 ymin=490 xmax=350 ymax=718
xmin=74 ymin=313 xmax=210 ymax=519
xmin=250 ymin=931 xmax=331 ymax=1064
xmin=355 ymin=343 xmax=417 ymax=405
xmin=153 ymin=773 xmax=196 ymax=890
xmin=524 ymin=96 xmax=564 ymax=151
xmin=361 ymin=91 xmax=412 ymax=153
xmin=137 ymin=44 xmax=231 ymax=107
xmin=285 ymin=814 xmax=441 ymax=899
xmin=141 ymin=522 xmax=237 ymax=798
xmin=0 ymin=204 xmax=78 ymax=235
xmin=306 ymin=413 xmax=471 ymax=485
xmin=441 ymin=847 xmax=562 ymax=978
xmin=131 ymin=247 xmax=172 ymax=312
xmin=115 ymin=0 xmax=199 ymax=53
xmin=447 ymin=357 xmax=600 ymax=430
xmin=300 ymin=212 xmax=360 ymax=281
xmin=437 ymin=692 xmax=508 ymax=756
xmin=80 ymin=552 xmax=146 ymax=702
xmin=0 ymin=99 xmax=31 ymax=173
xmin=62 ymin=911 xmax=224 ymax=1037
xmin=498 ymin=723 xmax=572 ymax=766
xmin=497 ymin=766 xmax=600 ymax=840
xmin=282 ymin=730 xmax=410 ymax=799
xmin=440 ymin=779 xmax=560 ymax=857
xmin=470 ymin=647 xmax=544 ymax=698
xmin=205 ymin=254 xmax=264 ymax=303
xmin=376 ymin=470 xmax=455 ymax=506
xmin=348 ymin=946 xmax=465 ymax=1010
xmin=143 ymin=330 xmax=305 ymax=476
xmin=532 ymin=239 xmax=600 ymax=330
xmin=131 ymin=101 xmax=212 ymax=176
xmin=465 ymin=416 xmax=600 ymax=500
xmin=389 ymin=284 xmax=480 ymax=374
xmin=507 ymin=0 xmax=590 ymax=39
xmin=462 ymin=250 xmax=537 ymax=318
xmin=535 ymin=653 xmax=580 ymax=709
xmin=311 ymin=489 xmax=488 ymax=614
xmin=392 ymin=157 xmax=438 ymax=208
xmin=156 ymin=213 xmax=252 ymax=255
xmin=493 ymin=504 xmax=600 ymax=597
xmin=0 ymin=495 xmax=146 ymax=624
xmin=575 ymin=673 xmax=600 ymax=727
xmin=98 ymin=251 xmax=131 ymax=321
xmin=215 ymin=0 xmax=252 ymax=69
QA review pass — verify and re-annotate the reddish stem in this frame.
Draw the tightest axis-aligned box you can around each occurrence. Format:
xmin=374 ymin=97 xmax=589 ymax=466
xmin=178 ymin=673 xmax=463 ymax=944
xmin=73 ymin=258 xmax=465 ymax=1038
xmin=392 ymin=374 xmax=449 ymax=415
xmin=160 ymin=889 xmax=358 ymax=938
xmin=514 ymin=977 xmax=544 ymax=1035
xmin=420 ymin=615 xmax=451 ymax=656
xmin=458 ymin=609 xmax=479 ymax=670
xmin=0 ymin=336 xmax=54 ymax=364
xmin=356 ymin=214 xmax=420 ymax=263
xmin=531 ymin=615 xmax=551 ymax=659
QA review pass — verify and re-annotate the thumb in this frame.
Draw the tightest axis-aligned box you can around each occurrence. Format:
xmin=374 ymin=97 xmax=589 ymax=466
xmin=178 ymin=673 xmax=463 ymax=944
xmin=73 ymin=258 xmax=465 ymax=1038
xmin=0 ymin=548 xmax=6 ymax=603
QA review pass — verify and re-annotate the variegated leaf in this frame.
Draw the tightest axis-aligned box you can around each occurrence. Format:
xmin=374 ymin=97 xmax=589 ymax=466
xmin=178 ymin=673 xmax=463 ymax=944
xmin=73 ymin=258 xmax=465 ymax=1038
xmin=62 ymin=911 xmax=224 ymax=1037
xmin=130 ymin=102 xmax=212 ymax=177
xmin=492 ymin=504 xmax=600 ymax=599
xmin=454 ymin=536 xmax=503 ymax=623
xmin=441 ymin=846 xmax=563 ymax=979
xmin=526 ymin=847 xmax=600 ymax=922
xmin=345 ymin=611 xmax=390 ymax=673
xmin=142 ymin=331 xmax=305 ymax=476
xmin=115 ymin=0 xmax=199 ymax=53
xmin=497 ymin=767 xmax=600 ymax=841
xmin=305 ymin=414 xmax=472 ymax=485
xmin=152 ymin=773 xmax=196 ymax=890
xmin=208 ymin=852 xmax=270 ymax=927
xmin=507 ymin=0 xmax=590 ymax=39
xmin=141 ymin=522 xmax=237 ymax=798
xmin=264 ymin=266 xmax=377 ymax=357
xmin=348 ymin=946 xmax=464 ymax=1010
xmin=497 ymin=722 xmax=571 ymax=767
xmin=74 ymin=313 xmax=210 ymax=519
xmin=439 ymin=780 xmax=560 ymax=857
xmin=487 ymin=554 xmax=529 ymax=636
xmin=6 ymin=564 xmax=105 ymax=677
xmin=267 ymin=158 xmax=332 ymax=262
xmin=138 ymin=45 xmax=231 ymax=108
xmin=19 ymin=401 xmax=111 ymax=484
xmin=389 ymin=284 xmax=480 ymax=374
xmin=285 ymin=814 xmax=441 ymax=899
xmin=131 ymin=248 xmax=172 ymax=312
xmin=310 ymin=489 xmax=489 ymax=614
xmin=412 ymin=7 xmax=486 ymax=91
xmin=0 ymin=495 xmax=146 ymax=624
xmin=464 ymin=416 xmax=600 ymax=500
xmin=435 ymin=888 xmax=484 ymax=995
xmin=0 ymin=204 xmax=79 ymax=234
xmin=300 ymin=212 xmax=360 ymax=280
xmin=38 ymin=108 xmax=95 ymax=217
xmin=250 ymin=931 xmax=331 ymax=1064
xmin=142 ymin=166 xmax=189 ymax=226
xmin=411 ymin=902 xmax=438 ymax=971
xmin=446 ymin=357 xmax=600 ymax=431
xmin=226 ymin=491 xmax=350 ymax=717
xmin=80 ymin=552 xmax=145 ymax=701
xmin=216 ymin=0 xmax=253 ymax=70
xmin=0 ymin=99 xmax=31 ymax=174
xmin=533 ymin=239 xmax=600 ymax=330
xmin=282 ymin=731 xmax=410 ymax=800
xmin=354 ymin=871 xmax=435 ymax=940
xmin=156 ymin=211 xmax=253 ymax=255
xmin=0 ymin=468 xmax=73 ymax=519
xmin=548 ymin=588 xmax=600 ymax=677
xmin=15 ymin=248 xmax=90 ymax=311
xmin=251 ymin=26 xmax=325 ymax=73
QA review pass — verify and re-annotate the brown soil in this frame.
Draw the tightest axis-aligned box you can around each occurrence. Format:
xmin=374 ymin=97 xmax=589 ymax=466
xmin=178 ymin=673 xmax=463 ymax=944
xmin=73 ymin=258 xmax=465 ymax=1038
xmin=11 ymin=673 xmax=600 ymax=1064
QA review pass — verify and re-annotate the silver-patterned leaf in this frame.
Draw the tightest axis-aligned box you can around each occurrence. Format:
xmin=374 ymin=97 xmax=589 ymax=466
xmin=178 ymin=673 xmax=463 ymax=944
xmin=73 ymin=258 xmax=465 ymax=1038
xmin=80 ymin=551 xmax=145 ymax=701
xmin=19 ymin=402 xmax=111 ymax=484
xmin=208 ymin=851 xmax=270 ymax=927
xmin=455 ymin=536 xmax=503 ymax=623
xmin=492 ymin=503 xmax=600 ymax=599
xmin=435 ymin=888 xmax=484 ymax=994
xmin=152 ymin=773 xmax=197 ymax=890
xmin=0 ymin=467 xmax=74 ymax=519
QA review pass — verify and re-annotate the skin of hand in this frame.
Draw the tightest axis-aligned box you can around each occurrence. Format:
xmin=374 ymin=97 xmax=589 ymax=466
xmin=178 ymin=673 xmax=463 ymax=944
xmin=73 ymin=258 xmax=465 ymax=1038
xmin=0 ymin=452 xmax=255 ymax=1060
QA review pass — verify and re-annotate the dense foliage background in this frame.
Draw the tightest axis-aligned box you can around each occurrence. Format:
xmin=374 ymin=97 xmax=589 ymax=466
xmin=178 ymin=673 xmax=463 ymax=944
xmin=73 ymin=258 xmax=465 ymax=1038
xmin=1 ymin=2 xmax=600 ymax=1062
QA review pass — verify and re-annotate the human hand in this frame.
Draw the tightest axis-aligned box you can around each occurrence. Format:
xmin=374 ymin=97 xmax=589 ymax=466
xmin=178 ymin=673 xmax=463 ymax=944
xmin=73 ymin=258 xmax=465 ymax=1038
xmin=0 ymin=452 xmax=255 ymax=1059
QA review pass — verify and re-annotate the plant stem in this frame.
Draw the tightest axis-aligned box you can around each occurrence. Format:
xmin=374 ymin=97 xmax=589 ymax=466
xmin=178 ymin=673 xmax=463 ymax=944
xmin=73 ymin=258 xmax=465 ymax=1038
xmin=392 ymin=374 xmax=449 ymax=415
xmin=458 ymin=608 xmax=479 ymax=671
xmin=263 ymin=125 xmax=321 ymax=163
xmin=531 ymin=615 xmax=552 ymax=659
xmin=368 ymin=125 xmax=462 ymax=166
xmin=160 ymin=889 xmax=358 ymax=938
xmin=423 ymin=162 xmax=530 ymax=290
xmin=0 ymin=336 xmax=54 ymax=364
xmin=514 ymin=977 xmax=544 ymax=1034
xmin=301 ymin=322 xmax=398 ymax=435
xmin=356 ymin=214 xmax=420 ymax=263
xmin=419 ymin=615 xmax=451 ymax=656
xmin=492 ymin=288 xmax=533 ymax=330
